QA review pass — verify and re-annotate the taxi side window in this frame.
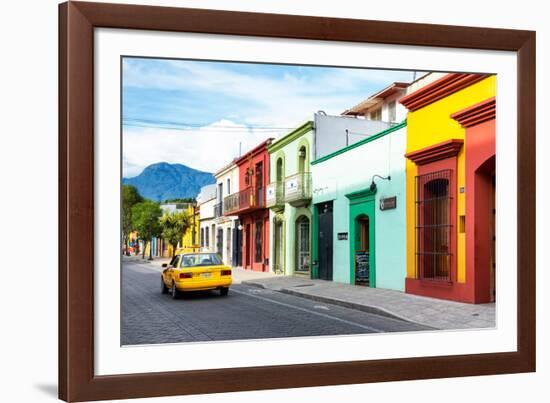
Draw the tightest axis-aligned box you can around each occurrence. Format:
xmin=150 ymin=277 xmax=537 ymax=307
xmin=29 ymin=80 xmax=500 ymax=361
xmin=171 ymin=256 xmax=181 ymax=268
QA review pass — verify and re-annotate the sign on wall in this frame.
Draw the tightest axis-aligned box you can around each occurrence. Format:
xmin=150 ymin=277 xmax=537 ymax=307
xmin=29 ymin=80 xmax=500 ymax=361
xmin=380 ymin=196 xmax=397 ymax=211
xmin=266 ymin=183 xmax=276 ymax=202
xmin=285 ymin=176 xmax=299 ymax=194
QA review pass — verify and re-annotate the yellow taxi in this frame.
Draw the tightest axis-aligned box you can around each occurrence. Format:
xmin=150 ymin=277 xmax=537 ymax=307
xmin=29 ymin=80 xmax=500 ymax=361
xmin=161 ymin=252 xmax=232 ymax=299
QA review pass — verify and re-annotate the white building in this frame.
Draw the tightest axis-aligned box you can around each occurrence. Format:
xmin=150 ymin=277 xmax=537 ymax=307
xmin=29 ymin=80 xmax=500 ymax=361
xmin=197 ymin=184 xmax=217 ymax=253
xmin=213 ymin=161 xmax=240 ymax=266
xmin=310 ymin=81 xmax=411 ymax=289
xmin=341 ymin=81 xmax=409 ymax=122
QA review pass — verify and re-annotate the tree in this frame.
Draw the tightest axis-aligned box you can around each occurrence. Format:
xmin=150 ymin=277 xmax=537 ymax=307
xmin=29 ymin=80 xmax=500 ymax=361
xmin=162 ymin=197 xmax=196 ymax=204
xmin=160 ymin=210 xmax=191 ymax=257
xmin=131 ymin=200 xmax=163 ymax=260
xmin=122 ymin=185 xmax=143 ymax=255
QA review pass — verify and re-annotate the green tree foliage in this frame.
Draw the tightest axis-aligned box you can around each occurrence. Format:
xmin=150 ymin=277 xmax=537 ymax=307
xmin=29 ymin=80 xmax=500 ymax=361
xmin=162 ymin=197 xmax=196 ymax=204
xmin=131 ymin=200 xmax=163 ymax=260
xmin=122 ymin=185 xmax=143 ymax=255
xmin=160 ymin=210 xmax=191 ymax=257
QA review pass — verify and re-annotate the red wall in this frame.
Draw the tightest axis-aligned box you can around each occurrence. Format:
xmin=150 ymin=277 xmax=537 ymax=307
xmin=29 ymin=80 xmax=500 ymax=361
xmin=236 ymin=143 xmax=271 ymax=271
xmin=240 ymin=212 xmax=270 ymax=271
xmin=465 ymin=119 xmax=496 ymax=303
xmin=237 ymin=148 xmax=271 ymax=192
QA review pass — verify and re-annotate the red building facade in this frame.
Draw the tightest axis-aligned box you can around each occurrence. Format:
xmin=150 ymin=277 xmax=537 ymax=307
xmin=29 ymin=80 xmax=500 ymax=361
xmin=451 ymin=97 xmax=496 ymax=303
xmin=224 ymin=139 xmax=273 ymax=271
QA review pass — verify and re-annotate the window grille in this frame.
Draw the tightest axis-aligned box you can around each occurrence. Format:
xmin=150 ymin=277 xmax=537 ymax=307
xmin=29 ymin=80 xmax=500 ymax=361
xmin=217 ymin=228 xmax=223 ymax=256
xmin=296 ymin=217 xmax=310 ymax=272
xmin=415 ymin=169 xmax=452 ymax=282
xmin=254 ymin=220 xmax=263 ymax=263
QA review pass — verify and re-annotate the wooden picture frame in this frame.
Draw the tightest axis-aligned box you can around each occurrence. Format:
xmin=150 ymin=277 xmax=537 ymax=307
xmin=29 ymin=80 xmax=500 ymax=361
xmin=59 ymin=1 xmax=536 ymax=401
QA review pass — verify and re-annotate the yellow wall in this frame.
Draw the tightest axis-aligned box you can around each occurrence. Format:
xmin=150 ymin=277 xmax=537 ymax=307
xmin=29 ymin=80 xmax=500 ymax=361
xmin=405 ymin=76 xmax=496 ymax=282
xmin=179 ymin=205 xmax=200 ymax=253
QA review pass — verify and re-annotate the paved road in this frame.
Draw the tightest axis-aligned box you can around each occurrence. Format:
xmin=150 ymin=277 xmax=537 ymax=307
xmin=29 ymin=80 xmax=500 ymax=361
xmin=122 ymin=260 xmax=429 ymax=345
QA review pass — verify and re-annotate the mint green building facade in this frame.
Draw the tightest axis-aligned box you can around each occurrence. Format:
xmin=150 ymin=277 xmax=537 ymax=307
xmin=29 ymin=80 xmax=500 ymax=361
xmin=266 ymin=122 xmax=314 ymax=276
xmin=310 ymin=122 xmax=407 ymax=291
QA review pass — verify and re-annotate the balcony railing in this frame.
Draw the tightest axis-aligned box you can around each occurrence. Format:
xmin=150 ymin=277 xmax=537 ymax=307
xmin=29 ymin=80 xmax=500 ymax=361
xmin=214 ymin=202 xmax=223 ymax=218
xmin=284 ymin=172 xmax=312 ymax=207
xmin=266 ymin=181 xmax=285 ymax=210
xmin=223 ymin=187 xmax=265 ymax=215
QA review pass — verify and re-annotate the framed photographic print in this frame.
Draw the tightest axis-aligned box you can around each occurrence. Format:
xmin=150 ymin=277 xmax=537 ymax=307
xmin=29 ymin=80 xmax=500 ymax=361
xmin=59 ymin=1 xmax=536 ymax=401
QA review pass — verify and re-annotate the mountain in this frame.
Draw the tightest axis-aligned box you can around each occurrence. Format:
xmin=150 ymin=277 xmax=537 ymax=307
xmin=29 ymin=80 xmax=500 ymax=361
xmin=123 ymin=162 xmax=215 ymax=202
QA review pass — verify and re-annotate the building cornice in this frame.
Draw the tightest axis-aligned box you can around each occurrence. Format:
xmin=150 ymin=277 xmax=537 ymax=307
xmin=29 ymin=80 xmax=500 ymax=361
xmin=400 ymin=73 xmax=490 ymax=112
xmin=345 ymin=187 xmax=377 ymax=204
xmin=451 ymin=97 xmax=496 ymax=128
xmin=405 ymin=139 xmax=464 ymax=165
xmin=234 ymin=138 xmax=274 ymax=166
xmin=267 ymin=121 xmax=313 ymax=154
xmin=342 ymin=82 xmax=409 ymax=116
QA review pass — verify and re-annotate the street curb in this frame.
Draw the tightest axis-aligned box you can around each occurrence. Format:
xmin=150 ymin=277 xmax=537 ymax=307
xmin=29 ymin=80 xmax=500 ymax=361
xmin=241 ymin=281 xmax=436 ymax=329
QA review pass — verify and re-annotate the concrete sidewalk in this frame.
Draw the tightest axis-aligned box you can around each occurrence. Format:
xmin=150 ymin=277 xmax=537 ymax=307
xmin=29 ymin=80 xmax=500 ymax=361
xmin=242 ymin=276 xmax=495 ymax=330
xmin=123 ymin=255 xmax=170 ymax=270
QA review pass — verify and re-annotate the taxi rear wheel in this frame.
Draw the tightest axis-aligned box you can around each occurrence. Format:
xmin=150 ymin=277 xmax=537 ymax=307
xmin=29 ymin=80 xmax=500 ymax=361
xmin=160 ymin=277 xmax=168 ymax=294
xmin=171 ymin=282 xmax=181 ymax=299
xmin=220 ymin=287 xmax=229 ymax=296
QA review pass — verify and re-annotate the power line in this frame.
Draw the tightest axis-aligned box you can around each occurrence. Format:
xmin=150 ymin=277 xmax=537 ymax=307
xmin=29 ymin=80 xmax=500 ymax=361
xmin=122 ymin=118 xmax=296 ymax=131
xmin=123 ymin=123 xmax=289 ymax=133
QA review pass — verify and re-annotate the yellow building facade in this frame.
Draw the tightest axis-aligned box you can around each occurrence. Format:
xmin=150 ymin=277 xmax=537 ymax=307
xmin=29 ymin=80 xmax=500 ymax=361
xmin=401 ymin=73 xmax=496 ymax=303
xmin=178 ymin=203 xmax=200 ymax=254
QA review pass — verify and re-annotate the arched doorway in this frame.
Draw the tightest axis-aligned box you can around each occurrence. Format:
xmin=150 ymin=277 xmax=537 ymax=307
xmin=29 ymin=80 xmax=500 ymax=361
xmin=354 ymin=214 xmax=370 ymax=286
xmin=346 ymin=188 xmax=376 ymax=286
xmin=474 ymin=155 xmax=496 ymax=302
xmin=295 ymin=215 xmax=310 ymax=274
xmin=273 ymin=215 xmax=284 ymax=274
xmin=490 ymin=172 xmax=496 ymax=302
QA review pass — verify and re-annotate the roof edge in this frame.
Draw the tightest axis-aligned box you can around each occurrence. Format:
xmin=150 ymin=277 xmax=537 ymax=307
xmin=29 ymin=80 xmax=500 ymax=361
xmin=268 ymin=121 xmax=314 ymax=153
xmin=311 ymin=120 xmax=406 ymax=166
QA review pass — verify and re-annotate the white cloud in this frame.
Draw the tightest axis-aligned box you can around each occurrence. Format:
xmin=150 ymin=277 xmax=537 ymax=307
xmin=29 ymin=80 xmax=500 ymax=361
xmin=122 ymin=59 xmax=417 ymax=176
xmin=123 ymin=120 xmax=284 ymax=178
xmin=122 ymin=59 xmax=415 ymax=127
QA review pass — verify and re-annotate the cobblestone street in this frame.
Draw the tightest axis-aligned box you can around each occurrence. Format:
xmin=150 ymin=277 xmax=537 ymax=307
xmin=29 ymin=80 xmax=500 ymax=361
xmin=122 ymin=260 xmax=430 ymax=345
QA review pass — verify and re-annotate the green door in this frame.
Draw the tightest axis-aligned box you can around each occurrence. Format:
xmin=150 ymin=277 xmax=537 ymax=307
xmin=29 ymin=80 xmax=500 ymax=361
xmin=346 ymin=189 xmax=376 ymax=287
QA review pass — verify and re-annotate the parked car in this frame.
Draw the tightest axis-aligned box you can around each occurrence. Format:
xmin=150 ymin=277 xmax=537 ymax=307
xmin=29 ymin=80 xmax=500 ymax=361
xmin=161 ymin=252 xmax=232 ymax=299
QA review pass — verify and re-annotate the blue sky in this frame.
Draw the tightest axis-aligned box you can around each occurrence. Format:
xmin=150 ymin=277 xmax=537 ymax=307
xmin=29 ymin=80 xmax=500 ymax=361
xmin=122 ymin=57 xmax=416 ymax=177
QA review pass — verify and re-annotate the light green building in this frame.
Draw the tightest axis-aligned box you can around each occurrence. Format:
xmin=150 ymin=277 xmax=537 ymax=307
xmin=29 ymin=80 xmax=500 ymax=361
xmin=266 ymin=122 xmax=314 ymax=276
xmin=310 ymin=122 xmax=407 ymax=291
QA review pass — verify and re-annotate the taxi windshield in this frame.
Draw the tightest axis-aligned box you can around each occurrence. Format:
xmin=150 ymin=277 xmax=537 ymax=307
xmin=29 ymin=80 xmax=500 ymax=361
xmin=180 ymin=253 xmax=222 ymax=267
